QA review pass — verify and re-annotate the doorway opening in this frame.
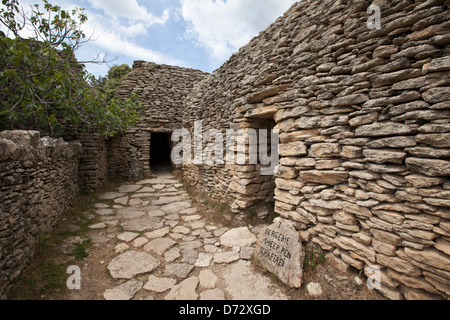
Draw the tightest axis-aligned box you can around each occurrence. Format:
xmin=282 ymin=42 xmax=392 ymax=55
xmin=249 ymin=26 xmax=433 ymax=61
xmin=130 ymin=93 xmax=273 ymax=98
xmin=150 ymin=132 xmax=173 ymax=173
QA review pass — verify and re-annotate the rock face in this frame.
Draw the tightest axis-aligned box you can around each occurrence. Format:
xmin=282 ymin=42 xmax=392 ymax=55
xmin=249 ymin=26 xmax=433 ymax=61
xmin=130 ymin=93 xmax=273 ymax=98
xmin=254 ymin=218 xmax=305 ymax=288
xmin=0 ymin=131 xmax=82 ymax=297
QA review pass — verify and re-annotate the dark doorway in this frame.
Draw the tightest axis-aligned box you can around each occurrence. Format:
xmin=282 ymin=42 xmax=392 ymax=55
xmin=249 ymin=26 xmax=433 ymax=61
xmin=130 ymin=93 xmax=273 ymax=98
xmin=150 ymin=132 xmax=172 ymax=172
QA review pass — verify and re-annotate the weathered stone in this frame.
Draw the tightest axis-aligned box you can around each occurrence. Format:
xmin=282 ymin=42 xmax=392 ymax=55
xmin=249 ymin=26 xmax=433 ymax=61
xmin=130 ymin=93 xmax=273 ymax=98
xmin=363 ymin=149 xmax=407 ymax=164
xmin=220 ymin=227 xmax=257 ymax=248
xmin=160 ymin=201 xmax=192 ymax=214
xmin=121 ymin=217 xmax=161 ymax=232
xmin=306 ymin=282 xmax=323 ymax=296
xmin=300 ymin=170 xmax=348 ymax=185
xmin=404 ymin=247 xmax=450 ymax=272
xmin=104 ymin=280 xmax=143 ymax=300
xmin=199 ymin=289 xmax=226 ymax=300
xmin=107 ymin=251 xmax=160 ymax=280
xmin=422 ymin=87 xmax=450 ymax=103
xmin=144 ymin=238 xmax=177 ymax=256
xmin=195 ymin=253 xmax=213 ymax=268
xmin=164 ymin=263 xmax=195 ymax=279
xmin=279 ymin=141 xmax=307 ymax=157
xmin=355 ymin=122 xmax=418 ymax=137
xmin=254 ymin=218 xmax=305 ymax=288
xmin=309 ymin=143 xmax=341 ymax=158
xmin=406 ymin=158 xmax=450 ymax=177
xmin=144 ymin=275 xmax=176 ymax=293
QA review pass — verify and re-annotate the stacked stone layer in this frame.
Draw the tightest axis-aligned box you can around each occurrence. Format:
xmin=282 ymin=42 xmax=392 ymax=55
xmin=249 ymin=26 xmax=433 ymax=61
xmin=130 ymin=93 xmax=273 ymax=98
xmin=0 ymin=131 xmax=81 ymax=297
xmin=111 ymin=61 xmax=208 ymax=179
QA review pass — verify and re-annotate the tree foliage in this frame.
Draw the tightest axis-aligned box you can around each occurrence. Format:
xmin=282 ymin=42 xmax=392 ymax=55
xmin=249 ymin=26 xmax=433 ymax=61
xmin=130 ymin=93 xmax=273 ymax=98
xmin=0 ymin=0 xmax=143 ymax=137
xmin=93 ymin=64 xmax=132 ymax=104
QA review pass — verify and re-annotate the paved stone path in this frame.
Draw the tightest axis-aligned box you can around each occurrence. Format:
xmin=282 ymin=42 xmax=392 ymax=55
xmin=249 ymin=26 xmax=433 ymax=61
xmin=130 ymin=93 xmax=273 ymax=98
xmin=89 ymin=170 xmax=287 ymax=300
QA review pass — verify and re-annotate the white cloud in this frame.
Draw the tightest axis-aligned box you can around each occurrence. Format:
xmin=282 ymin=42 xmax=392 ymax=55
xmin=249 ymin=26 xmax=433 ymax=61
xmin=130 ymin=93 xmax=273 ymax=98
xmin=180 ymin=0 xmax=297 ymax=60
xmin=81 ymin=10 xmax=183 ymax=67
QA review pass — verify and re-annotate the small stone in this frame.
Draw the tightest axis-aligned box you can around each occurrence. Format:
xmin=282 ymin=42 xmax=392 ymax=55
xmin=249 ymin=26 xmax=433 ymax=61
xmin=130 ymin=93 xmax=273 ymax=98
xmin=107 ymin=251 xmax=160 ymax=280
xmin=240 ymin=247 xmax=255 ymax=260
xmin=144 ymin=275 xmax=177 ymax=293
xmin=165 ymin=263 xmax=195 ymax=279
xmin=104 ymin=280 xmax=143 ymax=300
xmin=117 ymin=232 xmax=140 ymax=242
xmin=89 ymin=223 xmax=107 ymax=230
xmin=114 ymin=243 xmax=129 ymax=254
xmin=133 ymin=237 xmax=149 ymax=248
xmin=195 ymin=253 xmax=213 ymax=268
xmin=307 ymin=283 xmax=323 ymax=296
xmin=182 ymin=250 xmax=199 ymax=264
xmin=144 ymin=238 xmax=177 ymax=256
xmin=165 ymin=247 xmax=181 ymax=263
xmin=199 ymin=289 xmax=225 ymax=300
xmin=99 ymin=192 xmax=126 ymax=200
xmin=121 ymin=217 xmax=162 ymax=232
xmin=199 ymin=269 xmax=218 ymax=289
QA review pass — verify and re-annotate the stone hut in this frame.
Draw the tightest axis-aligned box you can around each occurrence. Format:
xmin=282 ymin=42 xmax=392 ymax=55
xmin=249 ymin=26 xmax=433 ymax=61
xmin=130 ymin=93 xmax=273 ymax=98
xmin=109 ymin=61 xmax=208 ymax=181
xmin=181 ymin=0 xmax=450 ymax=300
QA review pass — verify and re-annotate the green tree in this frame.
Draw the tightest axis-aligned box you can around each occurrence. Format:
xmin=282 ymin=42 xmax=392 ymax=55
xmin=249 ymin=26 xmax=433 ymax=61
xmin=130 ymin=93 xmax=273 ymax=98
xmin=0 ymin=0 xmax=143 ymax=137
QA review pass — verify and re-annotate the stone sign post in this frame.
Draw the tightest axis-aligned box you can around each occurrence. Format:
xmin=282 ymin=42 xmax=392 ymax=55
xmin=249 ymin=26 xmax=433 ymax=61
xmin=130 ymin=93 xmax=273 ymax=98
xmin=254 ymin=217 xmax=305 ymax=288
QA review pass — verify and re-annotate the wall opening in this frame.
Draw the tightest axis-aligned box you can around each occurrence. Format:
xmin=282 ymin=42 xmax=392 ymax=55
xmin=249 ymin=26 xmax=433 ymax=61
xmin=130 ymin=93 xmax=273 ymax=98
xmin=150 ymin=132 xmax=173 ymax=172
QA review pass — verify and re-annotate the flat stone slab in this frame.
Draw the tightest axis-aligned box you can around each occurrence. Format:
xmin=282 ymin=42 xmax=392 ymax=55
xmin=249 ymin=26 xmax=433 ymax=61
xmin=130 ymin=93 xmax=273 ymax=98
xmin=213 ymin=251 xmax=240 ymax=264
xmin=145 ymin=227 xmax=170 ymax=240
xmin=95 ymin=209 xmax=115 ymax=216
xmin=117 ymin=232 xmax=140 ymax=242
xmin=199 ymin=269 xmax=218 ymax=289
xmin=144 ymin=238 xmax=177 ymax=256
xmin=117 ymin=208 xmax=146 ymax=220
xmin=89 ymin=223 xmax=107 ymax=230
xmin=164 ymin=247 xmax=181 ymax=263
xmin=104 ymin=280 xmax=143 ymax=300
xmin=144 ymin=275 xmax=177 ymax=293
xmin=164 ymin=263 xmax=195 ymax=279
xmin=121 ymin=217 xmax=162 ymax=232
xmin=147 ymin=208 xmax=166 ymax=217
xmin=220 ymin=227 xmax=257 ymax=248
xmin=99 ymin=192 xmax=126 ymax=200
xmin=107 ymin=251 xmax=160 ymax=280
xmin=195 ymin=253 xmax=213 ymax=268
xmin=117 ymin=185 xmax=142 ymax=193
xmin=254 ymin=217 xmax=305 ymax=288
xmin=164 ymin=276 xmax=199 ymax=301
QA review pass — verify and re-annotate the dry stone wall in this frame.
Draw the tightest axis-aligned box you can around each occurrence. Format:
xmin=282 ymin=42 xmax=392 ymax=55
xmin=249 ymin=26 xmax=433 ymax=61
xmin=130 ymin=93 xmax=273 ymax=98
xmin=182 ymin=0 xmax=450 ymax=299
xmin=0 ymin=131 xmax=82 ymax=297
xmin=110 ymin=61 xmax=208 ymax=180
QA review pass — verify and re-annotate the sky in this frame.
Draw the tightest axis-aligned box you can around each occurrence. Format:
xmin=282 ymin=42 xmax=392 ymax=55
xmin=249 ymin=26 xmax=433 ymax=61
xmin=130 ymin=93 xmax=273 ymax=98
xmin=1 ymin=0 xmax=298 ymax=78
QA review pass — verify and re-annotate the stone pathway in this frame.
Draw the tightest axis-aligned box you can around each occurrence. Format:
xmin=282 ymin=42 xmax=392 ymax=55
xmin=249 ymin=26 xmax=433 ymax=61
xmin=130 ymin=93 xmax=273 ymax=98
xmin=89 ymin=170 xmax=287 ymax=300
